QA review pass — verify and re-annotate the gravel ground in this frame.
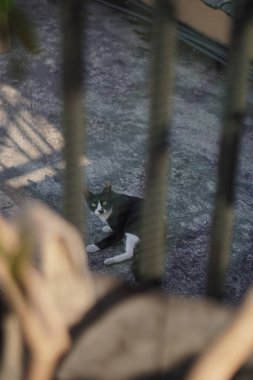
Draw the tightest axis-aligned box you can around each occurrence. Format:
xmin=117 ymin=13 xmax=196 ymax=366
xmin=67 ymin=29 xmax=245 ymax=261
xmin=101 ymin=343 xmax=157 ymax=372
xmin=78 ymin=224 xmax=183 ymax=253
xmin=0 ymin=0 xmax=252 ymax=304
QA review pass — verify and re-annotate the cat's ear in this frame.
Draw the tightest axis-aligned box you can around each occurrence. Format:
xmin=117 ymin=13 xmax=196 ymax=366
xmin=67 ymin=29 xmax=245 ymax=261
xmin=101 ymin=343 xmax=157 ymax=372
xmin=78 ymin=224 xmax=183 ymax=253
xmin=103 ymin=181 xmax=112 ymax=194
xmin=84 ymin=187 xmax=94 ymax=199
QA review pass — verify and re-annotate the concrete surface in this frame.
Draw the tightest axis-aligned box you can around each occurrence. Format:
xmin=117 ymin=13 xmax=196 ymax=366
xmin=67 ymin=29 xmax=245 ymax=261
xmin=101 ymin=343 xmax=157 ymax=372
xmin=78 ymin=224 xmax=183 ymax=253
xmin=0 ymin=0 xmax=252 ymax=304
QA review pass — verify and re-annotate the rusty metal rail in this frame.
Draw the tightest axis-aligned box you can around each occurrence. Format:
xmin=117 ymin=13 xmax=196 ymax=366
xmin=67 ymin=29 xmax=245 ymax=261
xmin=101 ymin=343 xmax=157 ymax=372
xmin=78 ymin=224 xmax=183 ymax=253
xmin=62 ymin=0 xmax=253 ymax=298
xmin=137 ymin=0 xmax=176 ymax=282
xmin=61 ymin=0 xmax=86 ymax=234
xmin=206 ymin=0 xmax=253 ymax=299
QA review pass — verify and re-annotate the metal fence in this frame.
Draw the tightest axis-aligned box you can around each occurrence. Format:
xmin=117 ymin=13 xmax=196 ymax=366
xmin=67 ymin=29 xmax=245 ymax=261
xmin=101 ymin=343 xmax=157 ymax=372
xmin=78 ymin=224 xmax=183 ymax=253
xmin=63 ymin=0 xmax=253 ymax=300
xmin=1 ymin=1 xmax=253 ymax=379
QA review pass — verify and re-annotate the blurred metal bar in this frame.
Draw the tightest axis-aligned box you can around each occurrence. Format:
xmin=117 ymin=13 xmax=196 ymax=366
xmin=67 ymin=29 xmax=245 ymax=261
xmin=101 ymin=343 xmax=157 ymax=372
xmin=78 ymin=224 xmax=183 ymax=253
xmin=0 ymin=12 xmax=10 ymax=53
xmin=206 ymin=0 xmax=253 ymax=299
xmin=136 ymin=0 xmax=176 ymax=283
xmin=61 ymin=0 xmax=86 ymax=233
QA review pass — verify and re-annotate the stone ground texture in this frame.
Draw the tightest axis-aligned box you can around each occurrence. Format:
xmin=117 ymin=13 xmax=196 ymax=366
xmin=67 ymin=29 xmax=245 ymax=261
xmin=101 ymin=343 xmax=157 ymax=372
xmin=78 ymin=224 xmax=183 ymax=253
xmin=0 ymin=0 xmax=252 ymax=304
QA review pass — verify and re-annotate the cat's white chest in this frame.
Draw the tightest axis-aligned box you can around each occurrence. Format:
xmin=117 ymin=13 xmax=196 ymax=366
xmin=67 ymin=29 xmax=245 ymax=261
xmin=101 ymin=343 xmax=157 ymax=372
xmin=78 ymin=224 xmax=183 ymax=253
xmin=97 ymin=211 xmax=112 ymax=223
xmin=102 ymin=224 xmax=113 ymax=233
xmin=94 ymin=201 xmax=112 ymax=222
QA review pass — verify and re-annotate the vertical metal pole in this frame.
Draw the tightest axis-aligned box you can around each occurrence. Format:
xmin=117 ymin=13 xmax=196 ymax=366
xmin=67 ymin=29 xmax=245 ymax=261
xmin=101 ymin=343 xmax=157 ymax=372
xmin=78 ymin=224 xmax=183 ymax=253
xmin=206 ymin=0 xmax=253 ymax=299
xmin=136 ymin=0 xmax=176 ymax=283
xmin=0 ymin=11 xmax=10 ymax=53
xmin=61 ymin=0 xmax=86 ymax=233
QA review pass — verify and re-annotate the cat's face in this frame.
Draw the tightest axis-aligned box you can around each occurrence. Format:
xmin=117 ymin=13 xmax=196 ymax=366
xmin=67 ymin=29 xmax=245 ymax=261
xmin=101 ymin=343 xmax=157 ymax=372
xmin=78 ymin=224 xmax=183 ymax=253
xmin=86 ymin=183 xmax=113 ymax=220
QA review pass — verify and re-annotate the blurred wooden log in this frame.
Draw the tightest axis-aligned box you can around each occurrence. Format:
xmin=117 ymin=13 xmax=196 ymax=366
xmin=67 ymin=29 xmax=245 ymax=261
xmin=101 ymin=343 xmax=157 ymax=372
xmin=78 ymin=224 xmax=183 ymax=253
xmin=57 ymin=275 xmax=253 ymax=380
xmin=0 ymin=202 xmax=95 ymax=380
xmin=14 ymin=201 xmax=95 ymax=326
xmin=186 ymin=289 xmax=253 ymax=380
xmin=0 ymin=203 xmax=253 ymax=380
xmin=0 ymin=254 xmax=71 ymax=380
xmin=0 ymin=313 xmax=22 ymax=380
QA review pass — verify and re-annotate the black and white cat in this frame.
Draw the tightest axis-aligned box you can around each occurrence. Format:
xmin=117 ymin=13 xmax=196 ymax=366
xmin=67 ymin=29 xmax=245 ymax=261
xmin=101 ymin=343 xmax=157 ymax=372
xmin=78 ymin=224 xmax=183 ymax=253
xmin=85 ymin=183 xmax=143 ymax=265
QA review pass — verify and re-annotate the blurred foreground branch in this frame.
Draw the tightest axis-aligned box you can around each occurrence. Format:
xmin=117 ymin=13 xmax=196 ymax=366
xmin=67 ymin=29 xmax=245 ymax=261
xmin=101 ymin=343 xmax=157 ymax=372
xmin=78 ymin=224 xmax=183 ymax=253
xmin=186 ymin=289 xmax=253 ymax=380
xmin=0 ymin=202 xmax=95 ymax=380
xmin=0 ymin=202 xmax=253 ymax=379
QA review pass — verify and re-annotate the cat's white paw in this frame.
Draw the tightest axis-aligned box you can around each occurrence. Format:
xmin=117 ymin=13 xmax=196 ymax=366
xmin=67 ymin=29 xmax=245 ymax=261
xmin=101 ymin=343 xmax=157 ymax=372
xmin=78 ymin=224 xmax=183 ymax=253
xmin=86 ymin=244 xmax=99 ymax=253
xmin=104 ymin=257 xmax=116 ymax=265
xmin=102 ymin=225 xmax=112 ymax=233
xmin=104 ymin=252 xmax=133 ymax=265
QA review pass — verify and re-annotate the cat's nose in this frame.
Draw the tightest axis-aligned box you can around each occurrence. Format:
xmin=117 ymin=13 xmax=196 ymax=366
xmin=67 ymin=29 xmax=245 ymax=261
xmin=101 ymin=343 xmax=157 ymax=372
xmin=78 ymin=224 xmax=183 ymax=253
xmin=98 ymin=209 xmax=104 ymax=214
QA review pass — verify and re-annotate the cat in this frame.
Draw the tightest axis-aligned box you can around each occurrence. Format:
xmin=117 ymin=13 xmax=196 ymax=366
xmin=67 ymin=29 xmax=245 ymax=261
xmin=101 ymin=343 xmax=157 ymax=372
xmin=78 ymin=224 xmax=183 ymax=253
xmin=85 ymin=183 xmax=143 ymax=265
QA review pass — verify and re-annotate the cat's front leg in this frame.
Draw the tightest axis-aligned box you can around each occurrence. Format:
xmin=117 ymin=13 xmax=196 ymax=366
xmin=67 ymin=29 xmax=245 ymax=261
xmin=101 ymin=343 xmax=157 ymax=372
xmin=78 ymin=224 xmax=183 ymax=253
xmin=86 ymin=244 xmax=100 ymax=253
xmin=104 ymin=252 xmax=133 ymax=265
xmin=104 ymin=233 xmax=139 ymax=265
xmin=87 ymin=232 xmax=123 ymax=254
xmin=102 ymin=225 xmax=113 ymax=233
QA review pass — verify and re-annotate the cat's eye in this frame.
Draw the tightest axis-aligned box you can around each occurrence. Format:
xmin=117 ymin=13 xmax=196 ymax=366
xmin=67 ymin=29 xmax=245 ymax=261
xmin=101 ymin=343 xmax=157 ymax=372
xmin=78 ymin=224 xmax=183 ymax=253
xmin=91 ymin=203 xmax=97 ymax=208
xmin=102 ymin=201 xmax=107 ymax=206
